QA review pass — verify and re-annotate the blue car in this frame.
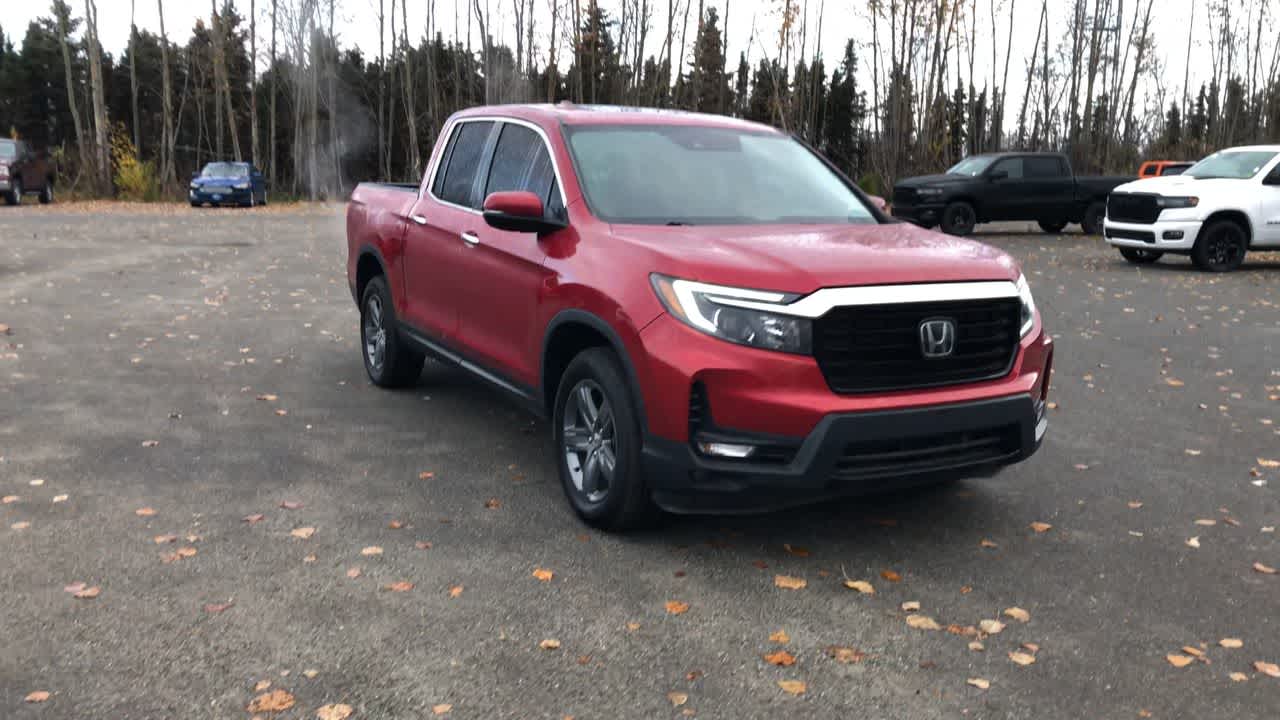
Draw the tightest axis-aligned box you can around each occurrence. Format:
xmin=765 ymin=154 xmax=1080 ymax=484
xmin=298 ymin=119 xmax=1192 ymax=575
xmin=189 ymin=162 xmax=267 ymax=207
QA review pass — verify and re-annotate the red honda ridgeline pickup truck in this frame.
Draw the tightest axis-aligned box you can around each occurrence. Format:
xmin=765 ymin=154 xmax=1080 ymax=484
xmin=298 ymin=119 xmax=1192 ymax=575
xmin=346 ymin=104 xmax=1053 ymax=530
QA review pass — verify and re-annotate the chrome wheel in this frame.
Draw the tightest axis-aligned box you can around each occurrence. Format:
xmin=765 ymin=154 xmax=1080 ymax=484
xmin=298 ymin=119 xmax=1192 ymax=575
xmin=363 ymin=293 xmax=387 ymax=374
xmin=562 ymin=379 xmax=616 ymax=503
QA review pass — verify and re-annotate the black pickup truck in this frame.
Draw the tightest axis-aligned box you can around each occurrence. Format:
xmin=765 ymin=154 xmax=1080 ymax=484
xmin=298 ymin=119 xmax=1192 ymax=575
xmin=891 ymin=152 xmax=1132 ymax=236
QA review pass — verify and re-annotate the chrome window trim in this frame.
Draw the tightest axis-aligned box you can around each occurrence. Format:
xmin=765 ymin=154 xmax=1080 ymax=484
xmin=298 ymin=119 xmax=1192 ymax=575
xmin=422 ymin=115 xmax=569 ymax=216
xmin=708 ymin=280 xmax=1021 ymax=319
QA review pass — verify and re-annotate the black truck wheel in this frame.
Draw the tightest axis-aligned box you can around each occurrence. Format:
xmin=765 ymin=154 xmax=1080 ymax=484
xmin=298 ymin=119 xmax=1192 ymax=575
xmin=5 ymin=179 xmax=22 ymax=206
xmin=941 ymin=201 xmax=976 ymax=236
xmin=38 ymin=180 xmax=53 ymax=204
xmin=1191 ymin=220 xmax=1247 ymax=272
xmin=1081 ymin=201 xmax=1106 ymax=235
xmin=1038 ymin=220 xmax=1067 ymax=234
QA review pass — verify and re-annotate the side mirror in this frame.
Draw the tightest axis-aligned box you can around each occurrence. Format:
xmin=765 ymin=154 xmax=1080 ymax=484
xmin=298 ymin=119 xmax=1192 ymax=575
xmin=867 ymin=195 xmax=887 ymax=212
xmin=988 ymin=170 xmax=1009 ymax=181
xmin=482 ymin=191 xmax=567 ymax=235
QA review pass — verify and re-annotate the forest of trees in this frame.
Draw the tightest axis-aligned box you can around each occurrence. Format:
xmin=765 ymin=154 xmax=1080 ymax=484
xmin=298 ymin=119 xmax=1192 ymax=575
xmin=1 ymin=0 xmax=1279 ymax=200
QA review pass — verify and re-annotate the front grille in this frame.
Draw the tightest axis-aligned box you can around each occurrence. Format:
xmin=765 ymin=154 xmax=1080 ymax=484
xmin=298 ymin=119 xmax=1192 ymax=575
xmin=813 ymin=298 xmax=1022 ymax=393
xmin=1105 ymin=227 xmax=1156 ymax=243
xmin=892 ymin=187 xmax=918 ymax=206
xmin=831 ymin=425 xmax=1020 ymax=482
xmin=1107 ymin=193 xmax=1161 ymax=224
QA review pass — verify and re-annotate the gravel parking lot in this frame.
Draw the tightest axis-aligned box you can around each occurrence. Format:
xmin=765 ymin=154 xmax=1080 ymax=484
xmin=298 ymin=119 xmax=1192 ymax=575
xmin=2 ymin=204 xmax=1278 ymax=719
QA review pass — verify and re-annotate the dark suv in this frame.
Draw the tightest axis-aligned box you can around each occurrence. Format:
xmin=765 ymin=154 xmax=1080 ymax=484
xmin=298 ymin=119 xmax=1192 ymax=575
xmin=0 ymin=139 xmax=54 ymax=206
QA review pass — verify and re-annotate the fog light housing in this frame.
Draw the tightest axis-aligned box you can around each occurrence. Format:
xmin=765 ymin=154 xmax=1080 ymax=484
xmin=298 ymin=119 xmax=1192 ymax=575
xmin=697 ymin=441 xmax=757 ymax=459
xmin=1162 ymin=230 xmax=1184 ymax=240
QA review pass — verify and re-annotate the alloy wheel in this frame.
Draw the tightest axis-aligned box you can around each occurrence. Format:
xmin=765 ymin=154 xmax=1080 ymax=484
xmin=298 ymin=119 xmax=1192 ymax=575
xmin=363 ymin=293 xmax=387 ymax=373
xmin=562 ymin=379 xmax=617 ymax=503
xmin=1205 ymin=227 xmax=1242 ymax=268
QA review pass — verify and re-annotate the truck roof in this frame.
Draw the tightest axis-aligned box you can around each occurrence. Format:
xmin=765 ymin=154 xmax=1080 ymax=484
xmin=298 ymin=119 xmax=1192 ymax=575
xmin=451 ymin=103 xmax=783 ymax=133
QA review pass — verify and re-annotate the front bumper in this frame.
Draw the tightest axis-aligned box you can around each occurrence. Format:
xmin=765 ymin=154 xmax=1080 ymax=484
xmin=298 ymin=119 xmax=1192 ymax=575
xmin=1104 ymin=218 xmax=1202 ymax=251
xmin=891 ymin=203 xmax=946 ymax=226
xmin=190 ymin=187 xmax=252 ymax=204
xmin=644 ymin=394 xmax=1047 ymax=513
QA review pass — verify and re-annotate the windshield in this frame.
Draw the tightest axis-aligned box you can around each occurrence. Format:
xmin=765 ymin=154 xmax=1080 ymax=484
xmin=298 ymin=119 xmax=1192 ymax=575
xmin=0 ymin=140 xmax=16 ymax=161
xmin=947 ymin=156 xmax=995 ymax=176
xmin=201 ymin=162 xmax=249 ymax=178
xmin=1184 ymin=151 xmax=1277 ymax=179
xmin=564 ymin=125 xmax=876 ymax=225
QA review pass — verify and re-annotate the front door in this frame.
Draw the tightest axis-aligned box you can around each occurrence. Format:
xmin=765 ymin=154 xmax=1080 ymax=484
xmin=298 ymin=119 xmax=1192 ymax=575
xmin=400 ymin=119 xmax=497 ymax=341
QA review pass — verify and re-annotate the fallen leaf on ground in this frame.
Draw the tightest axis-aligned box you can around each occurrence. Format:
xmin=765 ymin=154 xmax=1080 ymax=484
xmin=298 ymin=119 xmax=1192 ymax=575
xmin=763 ymin=650 xmax=796 ymax=667
xmin=1165 ymin=378 xmax=1185 ymax=387
xmin=63 ymin=582 xmax=86 ymax=594
xmin=291 ymin=527 xmax=316 ymax=539
xmin=177 ymin=546 xmax=197 ymax=558
xmin=880 ymin=569 xmax=902 ymax=582
xmin=1182 ymin=646 xmax=1205 ymax=658
xmin=1128 ymin=501 xmax=1144 ymax=509
xmin=135 ymin=507 xmax=157 ymax=517
xmin=769 ymin=629 xmax=789 ymax=644
xmin=968 ymin=641 xmax=985 ymax=651
xmin=906 ymin=615 xmax=941 ymax=631
xmin=25 ymin=691 xmax=50 ymax=703
xmin=539 ymin=639 xmax=561 ymax=650
xmin=1004 ymin=607 xmax=1031 ymax=623
xmin=484 ymin=498 xmax=501 ymax=509
xmin=243 ymin=514 xmax=265 ymax=523
xmin=774 ymin=575 xmax=806 ymax=590
xmin=1220 ymin=638 xmax=1243 ymax=649
xmin=532 ymin=568 xmax=554 ymax=582
xmin=316 ymin=704 xmax=353 ymax=720
xmin=1029 ymin=521 xmax=1052 ymax=533
xmin=966 ymin=678 xmax=990 ymax=690
xmin=1254 ymin=562 xmax=1277 ymax=575
xmin=415 ymin=541 xmax=433 ymax=549
xmin=826 ymin=646 xmax=866 ymax=663
xmin=1167 ymin=654 xmax=1195 ymax=668
xmin=979 ymin=619 xmax=1005 ymax=635
xmin=1 ymin=495 xmax=17 ymax=504
xmin=1186 ymin=536 xmax=1201 ymax=548
xmin=153 ymin=534 xmax=177 ymax=544
xmin=279 ymin=500 xmax=304 ymax=510
xmin=1185 ymin=449 xmax=1202 ymax=456
xmin=384 ymin=581 xmax=414 ymax=592
xmin=666 ymin=600 xmax=690 ymax=614
xmin=52 ymin=494 xmax=68 ymax=503
xmin=247 ymin=689 xmax=296 ymax=713
xmin=626 ymin=622 xmax=641 ymax=632
xmin=203 ymin=602 xmax=233 ymax=614
xmin=1256 ymin=661 xmax=1280 ymax=677
xmin=1258 ymin=458 xmax=1280 ymax=468
xmin=256 ymin=394 xmax=278 ymax=401
xmin=843 ymin=579 xmax=874 ymax=594
xmin=141 ymin=440 xmax=160 ymax=448
xmin=901 ymin=601 xmax=921 ymax=612
xmin=777 ymin=680 xmax=806 ymax=696
xmin=253 ymin=680 xmax=271 ymax=692
xmin=419 ymin=471 xmax=435 ymax=480
xmin=1009 ymin=651 xmax=1036 ymax=666
xmin=73 ymin=586 xmax=100 ymax=599
xmin=1022 ymin=642 xmax=1040 ymax=653
xmin=783 ymin=544 xmax=809 ymax=557
xmin=360 ymin=546 xmax=383 ymax=556
xmin=667 ymin=692 xmax=688 ymax=707
xmin=980 ymin=538 xmax=998 ymax=548
xmin=448 ymin=585 xmax=464 ymax=598
xmin=1230 ymin=672 xmax=1249 ymax=682
xmin=1194 ymin=519 xmax=1217 ymax=526
xmin=346 ymin=567 xmax=361 ymax=579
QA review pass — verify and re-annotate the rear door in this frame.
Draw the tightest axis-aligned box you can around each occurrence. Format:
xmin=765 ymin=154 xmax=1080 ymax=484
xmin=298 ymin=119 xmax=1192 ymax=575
xmin=449 ymin=120 xmax=564 ymax=390
xmin=1023 ymin=156 xmax=1073 ymax=220
xmin=400 ymin=119 xmax=497 ymax=341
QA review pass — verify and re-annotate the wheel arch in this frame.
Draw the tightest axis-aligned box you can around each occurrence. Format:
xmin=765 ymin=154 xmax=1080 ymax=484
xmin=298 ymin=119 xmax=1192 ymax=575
xmin=1198 ymin=210 xmax=1254 ymax=246
xmin=354 ymin=246 xmax=388 ymax=304
xmin=542 ymin=310 xmax=648 ymax=432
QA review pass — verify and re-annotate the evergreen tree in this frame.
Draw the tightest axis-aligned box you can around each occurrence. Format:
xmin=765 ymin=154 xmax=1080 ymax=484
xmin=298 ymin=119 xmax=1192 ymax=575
xmin=686 ymin=7 xmax=728 ymax=114
xmin=822 ymin=40 xmax=865 ymax=177
xmin=1160 ymin=102 xmax=1182 ymax=153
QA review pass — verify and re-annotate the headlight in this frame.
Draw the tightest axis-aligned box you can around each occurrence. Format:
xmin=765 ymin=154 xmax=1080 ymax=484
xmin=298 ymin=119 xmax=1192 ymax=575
xmin=1016 ymin=274 xmax=1036 ymax=337
xmin=1155 ymin=196 xmax=1198 ymax=209
xmin=189 ymin=183 xmax=199 ymax=190
xmin=916 ymin=187 xmax=945 ymax=196
xmin=234 ymin=182 xmax=250 ymax=190
xmin=651 ymin=275 xmax=811 ymax=354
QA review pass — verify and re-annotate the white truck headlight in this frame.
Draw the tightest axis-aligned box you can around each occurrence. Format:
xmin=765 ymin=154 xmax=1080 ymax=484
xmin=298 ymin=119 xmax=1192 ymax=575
xmin=651 ymin=275 xmax=812 ymax=354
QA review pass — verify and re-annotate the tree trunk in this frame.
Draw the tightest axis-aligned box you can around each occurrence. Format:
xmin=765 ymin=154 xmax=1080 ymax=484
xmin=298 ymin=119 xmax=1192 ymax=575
xmin=129 ymin=0 xmax=141 ymax=154
xmin=403 ymin=0 xmax=421 ymax=179
xmin=251 ymin=0 xmax=260 ymax=167
xmin=330 ymin=0 xmax=340 ymax=194
xmin=270 ymin=0 xmax=278 ymax=186
xmin=85 ymin=0 xmax=111 ymax=193
xmin=55 ymin=3 xmax=90 ymax=186
xmin=211 ymin=0 xmax=243 ymax=161
xmin=157 ymin=0 xmax=176 ymax=186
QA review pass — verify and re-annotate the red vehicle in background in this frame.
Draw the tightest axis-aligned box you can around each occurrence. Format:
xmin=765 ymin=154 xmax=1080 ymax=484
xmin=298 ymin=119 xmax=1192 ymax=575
xmin=346 ymin=104 xmax=1053 ymax=530
xmin=1138 ymin=160 xmax=1194 ymax=178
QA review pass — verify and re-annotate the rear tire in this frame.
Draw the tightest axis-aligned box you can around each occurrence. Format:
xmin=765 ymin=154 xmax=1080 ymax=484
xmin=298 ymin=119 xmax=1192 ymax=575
xmin=360 ymin=275 xmax=425 ymax=387
xmin=941 ymin=201 xmax=976 ymax=236
xmin=1081 ymin=201 xmax=1106 ymax=235
xmin=553 ymin=348 xmax=654 ymax=531
xmin=1038 ymin=220 xmax=1067 ymax=234
xmin=1119 ymin=247 xmax=1163 ymax=264
xmin=6 ymin=179 xmax=22 ymax=206
xmin=38 ymin=180 xmax=53 ymax=204
xmin=1191 ymin=220 xmax=1247 ymax=272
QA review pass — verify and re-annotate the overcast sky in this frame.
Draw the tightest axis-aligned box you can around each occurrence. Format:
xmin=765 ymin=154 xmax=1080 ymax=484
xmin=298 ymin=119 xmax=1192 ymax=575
xmin=0 ymin=0 xmax=1242 ymax=118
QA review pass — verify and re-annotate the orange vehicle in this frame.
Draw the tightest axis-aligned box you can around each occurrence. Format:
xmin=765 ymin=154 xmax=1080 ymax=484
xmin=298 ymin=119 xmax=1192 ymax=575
xmin=1138 ymin=160 xmax=1193 ymax=178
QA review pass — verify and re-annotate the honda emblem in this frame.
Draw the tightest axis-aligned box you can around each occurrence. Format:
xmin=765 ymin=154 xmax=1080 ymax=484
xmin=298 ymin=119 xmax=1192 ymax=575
xmin=918 ymin=318 xmax=957 ymax=358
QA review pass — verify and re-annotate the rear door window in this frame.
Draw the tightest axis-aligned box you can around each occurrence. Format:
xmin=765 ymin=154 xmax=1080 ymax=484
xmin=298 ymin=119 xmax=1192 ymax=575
xmin=1025 ymin=157 xmax=1065 ymax=178
xmin=484 ymin=123 xmax=558 ymax=216
xmin=435 ymin=120 xmax=495 ymax=207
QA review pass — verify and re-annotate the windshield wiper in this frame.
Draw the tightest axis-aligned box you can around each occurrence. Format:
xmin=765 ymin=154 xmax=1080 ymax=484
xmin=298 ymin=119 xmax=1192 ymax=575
xmin=665 ymin=221 xmax=694 ymax=226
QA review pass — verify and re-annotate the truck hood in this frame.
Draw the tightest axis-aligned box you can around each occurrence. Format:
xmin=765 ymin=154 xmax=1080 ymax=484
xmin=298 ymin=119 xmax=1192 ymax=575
xmin=1112 ymin=175 xmax=1247 ymax=197
xmin=608 ymin=222 xmax=1021 ymax=295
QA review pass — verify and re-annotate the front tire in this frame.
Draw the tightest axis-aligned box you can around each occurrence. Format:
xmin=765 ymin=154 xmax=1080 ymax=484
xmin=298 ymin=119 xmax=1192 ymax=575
xmin=5 ymin=179 xmax=22 ymax=206
xmin=553 ymin=348 xmax=653 ymax=531
xmin=1191 ymin=220 xmax=1247 ymax=272
xmin=941 ymin=201 xmax=976 ymax=236
xmin=1081 ymin=201 xmax=1106 ymax=235
xmin=1119 ymin=247 xmax=1163 ymax=264
xmin=360 ymin=275 xmax=424 ymax=387
xmin=1038 ymin=220 xmax=1067 ymax=234
xmin=38 ymin=180 xmax=53 ymax=204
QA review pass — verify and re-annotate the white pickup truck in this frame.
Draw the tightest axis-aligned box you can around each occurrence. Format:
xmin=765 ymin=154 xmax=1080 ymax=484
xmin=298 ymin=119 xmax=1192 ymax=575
xmin=1104 ymin=145 xmax=1280 ymax=271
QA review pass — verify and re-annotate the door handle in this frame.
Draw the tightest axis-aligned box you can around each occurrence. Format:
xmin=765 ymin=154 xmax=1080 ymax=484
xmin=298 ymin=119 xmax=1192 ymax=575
xmin=460 ymin=232 xmax=480 ymax=247
xmin=411 ymin=214 xmax=428 ymax=225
